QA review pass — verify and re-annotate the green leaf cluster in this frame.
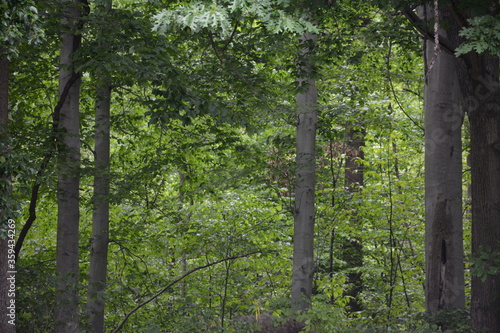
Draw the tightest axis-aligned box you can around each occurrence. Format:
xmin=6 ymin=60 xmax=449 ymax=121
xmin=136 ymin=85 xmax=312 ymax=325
xmin=455 ymin=15 xmax=500 ymax=57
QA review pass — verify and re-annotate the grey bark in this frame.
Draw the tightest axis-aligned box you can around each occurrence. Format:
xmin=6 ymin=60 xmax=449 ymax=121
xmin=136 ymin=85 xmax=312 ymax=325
xmin=291 ymin=31 xmax=318 ymax=312
xmin=55 ymin=1 xmax=83 ymax=332
xmin=87 ymin=2 xmax=112 ymax=332
xmin=424 ymin=33 xmax=465 ymax=315
xmin=410 ymin=1 xmax=499 ymax=330
xmin=87 ymin=82 xmax=111 ymax=333
xmin=423 ymin=5 xmax=465 ymax=316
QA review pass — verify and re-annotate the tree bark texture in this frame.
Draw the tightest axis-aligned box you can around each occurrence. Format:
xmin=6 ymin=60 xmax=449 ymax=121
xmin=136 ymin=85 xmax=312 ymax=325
xmin=424 ymin=26 xmax=465 ymax=316
xmin=88 ymin=82 xmax=111 ymax=333
xmin=459 ymin=54 xmax=500 ymax=333
xmin=291 ymin=31 xmax=318 ymax=312
xmin=442 ymin=1 xmax=500 ymax=330
xmin=55 ymin=1 xmax=83 ymax=332
xmin=87 ymin=2 xmax=112 ymax=332
xmin=342 ymin=122 xmax=364 ymax=313
xmin=0 ymin=52 xmax=16 ymax=333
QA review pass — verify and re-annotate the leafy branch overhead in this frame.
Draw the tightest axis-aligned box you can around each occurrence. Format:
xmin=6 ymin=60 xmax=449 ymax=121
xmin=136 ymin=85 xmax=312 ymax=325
xmin=455 ymin=15 xmax=500 ymax=57
xmin=153 ymin=0 xmax=318 ymax=35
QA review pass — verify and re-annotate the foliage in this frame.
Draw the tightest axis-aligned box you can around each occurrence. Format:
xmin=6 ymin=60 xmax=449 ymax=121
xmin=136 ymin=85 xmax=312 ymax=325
xmin=469 ymin=245 xmax=500 ymax=282
xmin=455 ymin=15 xmax=500 ymax=57
xmin=0 ymin=0 xmax=43 ymax=57
xmin=8 ymin=0 xmax=475 ymax=332
xmin=153 ymin=0 xmax=318 ymax=36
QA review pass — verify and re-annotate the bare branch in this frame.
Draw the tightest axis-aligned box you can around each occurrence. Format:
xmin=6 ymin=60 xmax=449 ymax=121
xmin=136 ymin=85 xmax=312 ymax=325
xmin=111 ymin=251 xmax=266 ymax=333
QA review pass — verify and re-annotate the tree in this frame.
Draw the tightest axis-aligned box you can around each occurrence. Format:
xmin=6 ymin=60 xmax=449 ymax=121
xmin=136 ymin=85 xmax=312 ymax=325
xmin=0 ymin=48 xmax=15 ymax=333
xmin=421 ymin=3 xmax=465 ymax=324
xmin=404 ymin=1 xmax=499 ymax=330
xmin=87 ymin=1 xmax=112 ymax=331
xmin=55 ymin=0 xmax=86 ymax=331
xmin=1 ymin=1 xmax=42 ymax=331
xmin=458 ymin=28 xmax=500 ymax=333
xmin=450 ymin=5 xmax=500 ymax=331
xmin=291 ymin=28 xmax=318 ymax=312
xmin=342 ymin=121 xmax=365 ymax=313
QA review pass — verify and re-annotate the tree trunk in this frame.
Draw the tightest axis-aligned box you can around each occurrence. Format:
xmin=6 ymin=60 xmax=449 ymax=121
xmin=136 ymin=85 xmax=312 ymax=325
xmin=409 ymin=1 xmax=499 ymax=330
xmin=459 ymin=54 xmax=500 ymax=333
xmin=423 ymin=7 xmax=465 ymax=320
xmin=55 ymin=1 xmax=84 ymax=332
xmin=342 ymin=122 xmax=364 ymax=313
xmin=87 ymin=82 xmax=111 ymax=332
xmin=0 ymin=51 xmax=16 ymax=333
xmin=87 ymin=2 xmax=112 ymax=332
xmin=291 ymin=31 xmax=318 ymax=312
xmin=439 ymin=1 xmax=500 ymax=330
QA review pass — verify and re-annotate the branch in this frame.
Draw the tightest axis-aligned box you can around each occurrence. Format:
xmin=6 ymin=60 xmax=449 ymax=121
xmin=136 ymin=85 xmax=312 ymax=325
xmin=14 ymin=72 xmax=81 ymax=261
xmin=221 ymin=21 xmax=239 ymax=54
xmin=402 ymin=8 xmax=455 ymax=55
xmin=385 ymin=41 xmax=424 ymax=132
xmin=110 ymin=251 xmax=265 ymax=333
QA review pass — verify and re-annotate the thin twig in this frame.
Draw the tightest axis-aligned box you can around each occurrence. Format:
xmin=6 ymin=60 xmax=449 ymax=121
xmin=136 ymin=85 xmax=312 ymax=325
xmin=110 ymin=250 xmax=265 ymax=333
xmin=385 ymin=41 xmax=424 ymax=132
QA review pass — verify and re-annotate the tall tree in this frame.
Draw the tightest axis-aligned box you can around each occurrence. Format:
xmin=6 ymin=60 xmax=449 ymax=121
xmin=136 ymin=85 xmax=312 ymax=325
xmin=405 ymin=1 xmax=499 ymax=330
xmin=55 ymin=0 xmax=86 ymax=331
xmin=457 ymin=25 xmax=500 ymax=333
xmin=422 ymin=3 xmax=465 ymax=323
xmin=291 ymin=28 xmax=318 ymax=312
xmin=448 ymin=4 xmax=500 ymax=331
xmin=342 ymin=121 xmax=365 ymax=312
xmin=0 ymin=49 xmax=15 ymax=333
xmin=87 ymin=1 xmax=112 ymax=331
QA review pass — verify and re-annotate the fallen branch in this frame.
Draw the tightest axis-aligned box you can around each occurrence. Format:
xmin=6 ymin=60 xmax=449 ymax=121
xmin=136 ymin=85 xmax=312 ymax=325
xmin=111 ymin=250 xmax=264 ymax=333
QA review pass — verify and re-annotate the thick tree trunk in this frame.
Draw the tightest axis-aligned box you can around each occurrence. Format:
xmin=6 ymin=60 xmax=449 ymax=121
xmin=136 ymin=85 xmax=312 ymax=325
xmin=55 ymin=1 xmax=83 ymax=332
xmin=438 ymin=1 xmax=500 ymax=330
xmin=411 ymin=1 xmax=499 ymax=331
xmin=459 ymin=55 xmax=500 ymax=333
xmin=87 ymin=82 xmax=111 ymax=333
xmin=342 ymin=122 xmax=364 ymax=313
xmin=423 ymin=22 xmax=465 ymax=319
xmin=291 ymin=31 xmax=318 ymax=312
xmin=0 ymin=52 xmax=16 ymax=333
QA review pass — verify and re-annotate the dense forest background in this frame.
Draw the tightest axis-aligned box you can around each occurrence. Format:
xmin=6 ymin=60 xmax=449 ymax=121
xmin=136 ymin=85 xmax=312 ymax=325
xmin=0 ymin=0 xmax=499 ymax=332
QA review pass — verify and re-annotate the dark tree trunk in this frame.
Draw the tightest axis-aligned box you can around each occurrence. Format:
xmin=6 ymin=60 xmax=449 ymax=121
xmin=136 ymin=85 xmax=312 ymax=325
xmin=442 ymin=2 xmax=500 ymax=330
xmin=342 ymin=122 xmax=364 ymax=313
xmin=458 ymin=54 xmax=500 ymax=333
xmin=0 ymin=51 xmax=16 ymax=333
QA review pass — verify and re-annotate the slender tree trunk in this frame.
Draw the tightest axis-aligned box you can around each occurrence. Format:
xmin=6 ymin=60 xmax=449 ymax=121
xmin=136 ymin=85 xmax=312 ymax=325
xmin=291 ymin=31 xmax=318 ymax=312
xmin=87 ymin=2 xmax=112 ymax=332
xmin=87 ymin=82 xmax=111 ymax=332
xmin=55 ymin=1 xmax=84 ymax=331
xmin=342 ymin=122 xmax=364 ymax=313
xmin=0 ymin=51 xmax=15 ymax=333
xmin=423 ymin=6 xmax=465 ymax=320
